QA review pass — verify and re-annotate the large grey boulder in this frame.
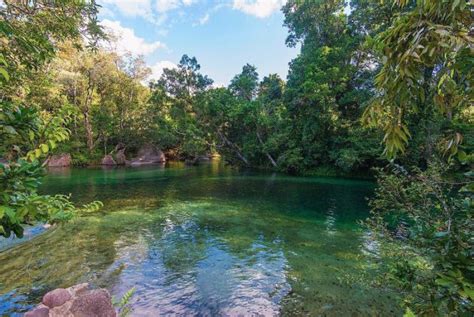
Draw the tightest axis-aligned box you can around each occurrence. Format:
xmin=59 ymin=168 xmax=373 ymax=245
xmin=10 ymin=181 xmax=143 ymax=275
xmin=130 ymin=144 xmax=165 ymax=166
xmin=47 ymin=153 xmax=71 ymax=167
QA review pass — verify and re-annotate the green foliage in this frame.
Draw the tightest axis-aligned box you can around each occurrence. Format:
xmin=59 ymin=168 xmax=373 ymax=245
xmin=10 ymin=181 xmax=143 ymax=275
xmin=362 ymin=0 xmax=472 ymax=159
xmin=229 ymin=64 xmax=259 ymax=101
xmin=0 ymin=0 xmax=104 ymax=237
xmin=367 ymin=164 xmax=473 ymax=315
xmin=0 ymin=0 xmax=105 ymax=93
xmin=363 ymin=0 xmax=473 ymax=315
xmin=148 ymin=55 xmax=213 ymax=159
xmin=0 ymin=103 xmax=103 ymax=237
xmin=113 ymin=287 xmax=136 ymax=317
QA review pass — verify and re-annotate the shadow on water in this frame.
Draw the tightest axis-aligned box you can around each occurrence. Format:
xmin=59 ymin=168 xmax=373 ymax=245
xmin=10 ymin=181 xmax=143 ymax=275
xmin=0 ymin=161 xmax=399 ymax=316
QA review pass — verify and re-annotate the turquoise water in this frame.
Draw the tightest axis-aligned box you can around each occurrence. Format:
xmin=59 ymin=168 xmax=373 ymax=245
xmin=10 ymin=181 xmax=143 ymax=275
xmin=0 ymin=162 xmax=399 ymax=316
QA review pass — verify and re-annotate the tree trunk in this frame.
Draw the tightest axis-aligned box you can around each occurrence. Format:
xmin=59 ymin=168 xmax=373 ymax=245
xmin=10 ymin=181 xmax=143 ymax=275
xmin=216 ymin=130 xmax=249 ymax=166
xmin=83 ymin=73 xmax=95 ymax=151
xmin=256 ymin=131 xmax=277 ymax=168
xmin=83 ymin=108 xmax=94 ymax=150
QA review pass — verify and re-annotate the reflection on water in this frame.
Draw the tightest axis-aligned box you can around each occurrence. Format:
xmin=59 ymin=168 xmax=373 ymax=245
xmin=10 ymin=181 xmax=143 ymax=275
xmin=0 ymin=162 xmax=399 ymax=316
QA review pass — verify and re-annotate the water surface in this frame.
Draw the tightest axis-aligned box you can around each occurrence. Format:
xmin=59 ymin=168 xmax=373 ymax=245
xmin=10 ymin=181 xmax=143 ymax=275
xmin=0 ymin=162 xmax=399 ymax=316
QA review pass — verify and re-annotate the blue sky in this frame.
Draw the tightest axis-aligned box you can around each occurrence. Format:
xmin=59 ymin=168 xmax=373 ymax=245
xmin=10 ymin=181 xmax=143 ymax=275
xmin=97 ymin=0 xmax=298 ymax=86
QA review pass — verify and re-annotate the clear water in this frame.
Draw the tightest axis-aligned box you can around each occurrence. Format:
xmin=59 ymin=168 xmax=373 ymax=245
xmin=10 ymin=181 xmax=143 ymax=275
xmin=0 ymin=162 xmax=400 ymax=316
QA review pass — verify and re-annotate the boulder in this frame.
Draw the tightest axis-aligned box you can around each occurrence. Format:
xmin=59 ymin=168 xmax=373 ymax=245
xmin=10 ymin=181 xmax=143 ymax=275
xmin=24 ymin=305 xmax=49 ymax=317
xmin=42 ymin=288 xmax=72 ymax=308
xmin=68 ymin=283 xmax=89 ymax=297
xmin=130 ymin=144 xmax=166 ymax=166
xmin=115 ymin=148 xmax=127 ymax=165
xmin=49 ymin=300 xmax=73 ymax=317
xmin=69 ymin=289 xmax=116 ymax=317
xmin=47 ymin=153 xmax=71 ymax=167
xmin=101 ymin=155 xmax=116 ymax=166
xmin=26 ymin=283 xmax=117 ymax=317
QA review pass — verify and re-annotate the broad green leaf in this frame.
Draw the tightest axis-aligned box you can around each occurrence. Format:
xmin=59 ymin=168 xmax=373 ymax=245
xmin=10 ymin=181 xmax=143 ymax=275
xmin=0 ymin=67 xmax=9 ymax=81
xmin=40 ymin=143 xmax=49 ymax=154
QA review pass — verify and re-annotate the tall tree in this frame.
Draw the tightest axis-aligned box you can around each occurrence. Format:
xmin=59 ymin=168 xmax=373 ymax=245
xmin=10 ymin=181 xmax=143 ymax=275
xmin=229 ymin=64 xmax=259 ymax=101
xmin=149 ymin=55 xmax=213 ymax=158
xmin=281 ymin=0 xmax=363 ymax=171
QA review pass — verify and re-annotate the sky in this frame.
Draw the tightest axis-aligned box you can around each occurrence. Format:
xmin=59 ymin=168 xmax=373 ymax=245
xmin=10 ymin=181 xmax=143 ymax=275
xmin=97 ymin=0 xmax=298 ymax=86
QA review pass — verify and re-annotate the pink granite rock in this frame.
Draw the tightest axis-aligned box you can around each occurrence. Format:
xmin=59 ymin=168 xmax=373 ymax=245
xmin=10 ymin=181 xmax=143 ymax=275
xmin=101 ymin=154 xmax=117 ymax=166
xmin=26 ymin=284 xmax=117 ymax=317
xmin=68 ymin=283 xmax=89 ymax=297
xmin=42 ymin=288 xmax=72 ymax=308
xmin=69 ymin=289 xmax=116 ymax=317
xmin=24 ymin=304 xmax=49 ymax=317
xmin=47 ymin=153 xmax=71 ymax=167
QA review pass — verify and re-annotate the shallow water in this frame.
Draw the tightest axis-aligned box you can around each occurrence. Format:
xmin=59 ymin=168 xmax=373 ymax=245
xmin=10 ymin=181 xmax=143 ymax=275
xmin=0 ymin=162 xmax=399 ymax=316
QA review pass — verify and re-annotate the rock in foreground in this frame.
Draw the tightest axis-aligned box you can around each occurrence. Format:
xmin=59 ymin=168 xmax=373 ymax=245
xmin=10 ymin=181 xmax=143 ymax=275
xmin=25 ymin=283 xmax=116 ymax=317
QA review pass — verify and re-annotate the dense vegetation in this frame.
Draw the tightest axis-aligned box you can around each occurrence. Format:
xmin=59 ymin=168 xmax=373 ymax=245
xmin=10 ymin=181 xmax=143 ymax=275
xmin=0 ymin=0 xmax=472 ymax=315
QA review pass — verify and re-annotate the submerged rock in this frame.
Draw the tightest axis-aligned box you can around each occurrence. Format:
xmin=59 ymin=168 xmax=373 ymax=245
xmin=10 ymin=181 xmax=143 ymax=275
xmin=47 ymin=153 xmax=71 ymax=167
xmin=25 ymin=283 xmax=117 ymax=317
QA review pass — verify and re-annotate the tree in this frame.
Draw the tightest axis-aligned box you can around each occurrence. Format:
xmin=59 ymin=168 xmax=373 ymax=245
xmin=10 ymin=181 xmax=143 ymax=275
xmin=280 ymin=0 xmax=377 ymax=172
xmin=362 ymin=0 xmax=472 ymax=159
xmin=229 ymin=64 xmax=259 ymax=101
xmin=364 ymin=1 xmax=473 ymax=315
xmin=149 ymin=55 xmax=213 ymax=159
xmin=0 ymin=0 xmax=104 ymax=237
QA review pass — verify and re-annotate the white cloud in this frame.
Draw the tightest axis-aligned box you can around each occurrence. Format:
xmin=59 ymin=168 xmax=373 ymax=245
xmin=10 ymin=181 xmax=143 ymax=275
xmin=155 ymin=0 xmax=195 ymax=13
xmin=199 ymin=13 xmax=210 ymax=25
xmin=232 ymin=0 xmax=286 ymax=18
xmin=149 ymin=60 xmax=178 ymax=80
xmin=101 ymin=19 xmax=166 ymax=56
xmin=155 ymin=0 xmax=179 ymax=12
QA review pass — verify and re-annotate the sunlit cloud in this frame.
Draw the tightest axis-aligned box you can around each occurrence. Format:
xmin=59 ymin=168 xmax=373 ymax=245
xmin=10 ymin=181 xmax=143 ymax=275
xmin=149 ymin=60 xmax=178 ymax=81
xmin=232 ymin=0 xmax=286 ymax=18
xmin=101 ymin=19 xmax=166 ymax=56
